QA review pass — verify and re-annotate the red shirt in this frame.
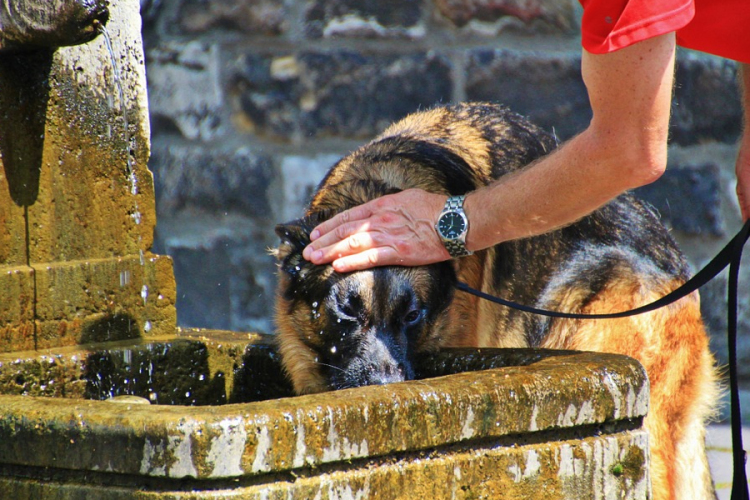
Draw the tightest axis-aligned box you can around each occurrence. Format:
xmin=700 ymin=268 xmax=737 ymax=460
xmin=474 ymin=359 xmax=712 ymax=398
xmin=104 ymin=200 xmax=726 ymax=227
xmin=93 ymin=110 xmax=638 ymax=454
xmin=580 ymin=0 xmax=750 ymax=63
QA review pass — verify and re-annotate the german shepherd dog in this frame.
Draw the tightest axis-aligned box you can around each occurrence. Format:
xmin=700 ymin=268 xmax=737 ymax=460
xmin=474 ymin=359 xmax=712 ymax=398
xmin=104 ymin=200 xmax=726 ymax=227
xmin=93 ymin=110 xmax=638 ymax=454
xmin=273 ymin=102 xmax=718 ymax=500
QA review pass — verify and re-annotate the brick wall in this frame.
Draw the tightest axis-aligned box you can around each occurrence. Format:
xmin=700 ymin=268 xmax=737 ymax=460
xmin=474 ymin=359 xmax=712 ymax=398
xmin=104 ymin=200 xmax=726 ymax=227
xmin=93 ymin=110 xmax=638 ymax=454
xmin=141 ymin=0 xmax=746 ymax=415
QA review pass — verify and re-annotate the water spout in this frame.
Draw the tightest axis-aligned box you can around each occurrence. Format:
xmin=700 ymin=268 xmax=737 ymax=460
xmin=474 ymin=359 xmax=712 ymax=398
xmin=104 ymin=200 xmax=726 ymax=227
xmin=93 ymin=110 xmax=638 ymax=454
xmin=0 ymin=0 xmax=109 ymax=51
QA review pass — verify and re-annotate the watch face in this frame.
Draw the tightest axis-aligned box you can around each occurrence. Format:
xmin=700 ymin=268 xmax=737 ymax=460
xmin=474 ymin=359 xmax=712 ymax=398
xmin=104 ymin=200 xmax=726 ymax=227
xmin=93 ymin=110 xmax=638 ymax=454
xmin=438 ymin=212 xmax=466 ymax=239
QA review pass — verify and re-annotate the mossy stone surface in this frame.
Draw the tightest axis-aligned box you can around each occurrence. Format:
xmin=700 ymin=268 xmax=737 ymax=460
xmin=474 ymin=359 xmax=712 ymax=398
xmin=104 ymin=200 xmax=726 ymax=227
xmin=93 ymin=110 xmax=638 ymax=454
xmin=0 ymin=347 xmax=650 ymax=499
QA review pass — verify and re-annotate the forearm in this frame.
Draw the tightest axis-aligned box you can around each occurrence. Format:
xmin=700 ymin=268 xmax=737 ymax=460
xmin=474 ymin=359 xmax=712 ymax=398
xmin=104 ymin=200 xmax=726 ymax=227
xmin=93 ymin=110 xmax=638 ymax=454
xmin=742 ymin=63 xmax=750 ymax=126
xmin=465 ymin=128 xmax=656 ymax=249
xmin=466 ymin=36 xmax=676 ymax=249
xmin=736 ymin=63 xmax=750 ymax=220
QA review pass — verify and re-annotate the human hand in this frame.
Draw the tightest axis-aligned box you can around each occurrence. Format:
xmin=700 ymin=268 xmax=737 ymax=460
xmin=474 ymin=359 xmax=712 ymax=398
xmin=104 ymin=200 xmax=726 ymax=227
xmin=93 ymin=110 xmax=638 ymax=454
xmin=302 ymin=189 xmax=452 ymax=272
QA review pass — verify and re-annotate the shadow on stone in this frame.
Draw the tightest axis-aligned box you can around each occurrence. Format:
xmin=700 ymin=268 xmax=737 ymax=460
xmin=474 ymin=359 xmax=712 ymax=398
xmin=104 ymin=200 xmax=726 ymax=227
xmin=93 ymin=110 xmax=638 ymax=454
xmin=229 ymin=342 xmax=294 ymax=403
xmin=83 ymin=339 xmax=227 ymax=405
xmin=0 ymin=50 xmax=53 ymax=208
xmin=79 ymin=313 xmax=143 ymax=344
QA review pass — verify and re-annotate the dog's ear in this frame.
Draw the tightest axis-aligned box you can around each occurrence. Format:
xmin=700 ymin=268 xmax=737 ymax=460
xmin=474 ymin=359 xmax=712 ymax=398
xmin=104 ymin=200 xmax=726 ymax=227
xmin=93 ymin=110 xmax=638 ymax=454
xmin=273 ymin=215 xmax=332 ymax=301
xmin=273 ymin=218 xmax=316 ymax=280
xmin=274 ymin=219 xmax=312 ymax=260
xmin=274 ymin=211 xmax=332 ymax=262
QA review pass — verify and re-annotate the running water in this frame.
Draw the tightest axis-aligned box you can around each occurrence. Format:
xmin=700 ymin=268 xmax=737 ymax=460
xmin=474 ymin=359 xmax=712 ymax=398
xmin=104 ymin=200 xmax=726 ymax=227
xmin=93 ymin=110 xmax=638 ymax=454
xmin=100 ymin=25 xmax=149 ymax=301
xmin=100 ymin=26 xmax=139 ymax=210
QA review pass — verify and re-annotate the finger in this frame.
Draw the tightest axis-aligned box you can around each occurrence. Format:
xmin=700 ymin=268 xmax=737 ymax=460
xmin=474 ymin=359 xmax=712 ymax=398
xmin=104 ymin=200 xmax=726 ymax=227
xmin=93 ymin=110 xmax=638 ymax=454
xmin=306 ymin=231 xmax=378 ymax=265
xmin=310 ymin=203 xmax=374 ymax=241
xmin=331 ymin=247 xmax=399 ymax=273
xmin=303 ymin=218 xmax=376 ymax=261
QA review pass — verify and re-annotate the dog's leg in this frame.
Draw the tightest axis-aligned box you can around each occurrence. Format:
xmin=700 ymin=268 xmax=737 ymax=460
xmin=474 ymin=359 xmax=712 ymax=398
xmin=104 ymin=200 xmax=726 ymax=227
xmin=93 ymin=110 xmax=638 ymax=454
xmin=542 ymin=282 xmax=719 ymax=500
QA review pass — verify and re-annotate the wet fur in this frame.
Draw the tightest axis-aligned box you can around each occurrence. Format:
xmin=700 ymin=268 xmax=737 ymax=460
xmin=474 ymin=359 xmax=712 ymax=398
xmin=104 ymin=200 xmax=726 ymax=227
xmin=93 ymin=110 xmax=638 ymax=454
xmin=273 ymin=102 xmax=719 ymax=500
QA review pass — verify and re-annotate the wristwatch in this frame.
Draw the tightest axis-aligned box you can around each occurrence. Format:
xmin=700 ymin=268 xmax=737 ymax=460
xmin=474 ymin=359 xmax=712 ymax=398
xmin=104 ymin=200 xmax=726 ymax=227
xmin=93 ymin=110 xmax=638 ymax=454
xmin=435 ymin=195 xmax=473 ymax=258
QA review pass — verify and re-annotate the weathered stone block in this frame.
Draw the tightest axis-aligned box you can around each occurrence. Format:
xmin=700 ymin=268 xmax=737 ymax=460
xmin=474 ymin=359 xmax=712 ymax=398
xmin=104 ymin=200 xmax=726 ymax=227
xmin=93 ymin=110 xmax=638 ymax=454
xmin=0 ymin=266 xmax=36 ymax=352
xmin=170 ymin=242 xmax=232 ymax=330
xmin=229 ymin=50 xmax=453 ymax=139
xmin=633 ymin=163 xmax=724 ymax=237
xmin=150 ymin=141 xmax=275 ymax=217
xmin=671 ymin=55 xmax=741 ymax=146
xmin=304 ymin=0 xmax=425 ymax=39
xmin=32 ymin=254 xmax=176 ymax=350
xmin=0 ymin=177 xmax=26 ymax=267
xmin=171 ymin=0 xmax=288 ymax=35
xmin=275 ymin=154 xmax=342 ymax=222
xmin=465 ymin=49 xmax=590 ymax=140
xmin=147 ymin=41 xmax=224 ymax=141
xmin=434 ymin=0 xmax=577 ymax=34
xmin=154 ymin=214 xmax=277 ymax=333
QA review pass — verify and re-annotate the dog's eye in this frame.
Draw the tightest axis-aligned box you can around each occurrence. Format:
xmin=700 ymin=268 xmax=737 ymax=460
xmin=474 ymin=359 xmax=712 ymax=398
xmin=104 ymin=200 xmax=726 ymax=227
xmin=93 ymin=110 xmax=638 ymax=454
xmin=339 ymin=302 xmax=358 ymax=319
xmin=404 ymin=309 xmax=422 ymax=325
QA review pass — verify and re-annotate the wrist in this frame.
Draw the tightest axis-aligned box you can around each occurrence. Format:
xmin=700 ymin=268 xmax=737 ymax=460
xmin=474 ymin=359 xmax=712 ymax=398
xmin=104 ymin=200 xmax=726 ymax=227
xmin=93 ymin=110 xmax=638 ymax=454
xmin=463 ymin=189 xmax=502 ymax=252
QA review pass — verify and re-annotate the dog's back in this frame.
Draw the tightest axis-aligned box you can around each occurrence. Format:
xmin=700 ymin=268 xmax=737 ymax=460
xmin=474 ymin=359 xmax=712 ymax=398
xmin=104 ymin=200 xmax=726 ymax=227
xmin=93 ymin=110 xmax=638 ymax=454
xmin=275 ymin=102 xmax=718 ymax=500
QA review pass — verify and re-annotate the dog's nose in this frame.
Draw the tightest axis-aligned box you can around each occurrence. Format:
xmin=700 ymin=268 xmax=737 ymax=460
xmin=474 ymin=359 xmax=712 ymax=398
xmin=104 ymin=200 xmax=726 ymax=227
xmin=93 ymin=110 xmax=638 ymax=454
xmin=367 ymin=360 xmax=409 ymax=385
xmin=383 ymin=362 xmax=405 ymax=377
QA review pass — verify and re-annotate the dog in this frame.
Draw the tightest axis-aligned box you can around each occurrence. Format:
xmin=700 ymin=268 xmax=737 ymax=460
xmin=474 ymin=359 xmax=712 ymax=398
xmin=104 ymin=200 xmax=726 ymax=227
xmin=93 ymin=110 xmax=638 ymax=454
xmin=273 ymin=102 xmax=719 ymax=500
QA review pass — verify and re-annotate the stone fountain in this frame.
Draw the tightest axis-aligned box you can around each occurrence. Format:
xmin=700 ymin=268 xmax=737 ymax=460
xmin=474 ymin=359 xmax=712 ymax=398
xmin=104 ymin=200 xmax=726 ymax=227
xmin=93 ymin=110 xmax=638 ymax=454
xmin=0 ymin=1 xmax=652 ymax=498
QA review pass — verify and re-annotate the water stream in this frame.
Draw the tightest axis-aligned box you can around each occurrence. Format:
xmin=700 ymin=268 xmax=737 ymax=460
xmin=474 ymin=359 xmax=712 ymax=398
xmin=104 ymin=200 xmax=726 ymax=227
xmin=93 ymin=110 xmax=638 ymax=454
xmin=100 ymin=25 xmax=149 ymax=328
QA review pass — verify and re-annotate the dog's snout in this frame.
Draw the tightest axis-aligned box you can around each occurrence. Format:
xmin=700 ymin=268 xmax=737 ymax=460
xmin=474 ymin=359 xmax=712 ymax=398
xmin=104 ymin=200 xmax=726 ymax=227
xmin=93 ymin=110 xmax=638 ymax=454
xmin=378 ymin=360 xmax=406 ymax=377
xmin=368 ymin=360 xmax=407 ymax=385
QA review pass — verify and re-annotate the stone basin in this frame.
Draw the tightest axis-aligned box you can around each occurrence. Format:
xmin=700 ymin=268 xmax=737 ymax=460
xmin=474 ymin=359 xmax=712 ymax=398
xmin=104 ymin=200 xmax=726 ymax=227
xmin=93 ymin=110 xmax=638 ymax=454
xmin=0 ymin=329 xmax=651 ymax=499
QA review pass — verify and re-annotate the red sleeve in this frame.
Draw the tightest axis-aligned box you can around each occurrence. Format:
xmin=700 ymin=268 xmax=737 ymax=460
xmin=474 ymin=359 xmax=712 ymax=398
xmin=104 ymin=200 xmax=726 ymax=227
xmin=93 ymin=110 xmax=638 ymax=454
xmin=676 ymin=0 xmax=750 ymax=64
xmin=580 ymin=0 xmax=694 ymax=54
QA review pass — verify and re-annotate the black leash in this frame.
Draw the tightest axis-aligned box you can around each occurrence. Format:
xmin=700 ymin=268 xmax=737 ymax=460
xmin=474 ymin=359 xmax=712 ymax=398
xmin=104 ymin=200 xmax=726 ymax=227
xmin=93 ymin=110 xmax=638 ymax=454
xmin=456 ymin=219 xmax=750 ymax=498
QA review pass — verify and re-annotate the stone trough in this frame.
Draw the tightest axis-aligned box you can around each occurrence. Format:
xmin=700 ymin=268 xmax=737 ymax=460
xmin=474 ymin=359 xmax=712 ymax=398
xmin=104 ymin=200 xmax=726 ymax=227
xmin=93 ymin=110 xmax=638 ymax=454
xmin=0 ymin=330 xmax=650 ymax=499
xmin=0 ymin=0 xmax=652 ymax=498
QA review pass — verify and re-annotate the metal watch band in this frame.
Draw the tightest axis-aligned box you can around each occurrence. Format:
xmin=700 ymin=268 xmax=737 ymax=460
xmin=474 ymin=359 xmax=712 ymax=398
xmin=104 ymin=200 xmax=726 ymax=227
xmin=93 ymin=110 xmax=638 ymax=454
xmin=440 ymin=195 xmax=472 ymax=258
xmin=444 ymin=237 xmax=472 ymax=258
xmin=445 ymin=195 xmax=465 ymax=212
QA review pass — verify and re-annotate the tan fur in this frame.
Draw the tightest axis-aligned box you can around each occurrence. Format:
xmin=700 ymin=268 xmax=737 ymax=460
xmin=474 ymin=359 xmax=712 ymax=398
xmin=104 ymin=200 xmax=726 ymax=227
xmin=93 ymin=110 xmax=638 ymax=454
xmin=540 ymin=276 xmax=719 ymax=500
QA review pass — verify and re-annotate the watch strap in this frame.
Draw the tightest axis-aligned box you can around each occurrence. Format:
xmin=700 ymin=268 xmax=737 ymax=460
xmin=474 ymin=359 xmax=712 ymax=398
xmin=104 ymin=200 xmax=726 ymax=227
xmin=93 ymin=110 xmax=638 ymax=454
xmin=440 ymin=195 xmax=472 ymax=258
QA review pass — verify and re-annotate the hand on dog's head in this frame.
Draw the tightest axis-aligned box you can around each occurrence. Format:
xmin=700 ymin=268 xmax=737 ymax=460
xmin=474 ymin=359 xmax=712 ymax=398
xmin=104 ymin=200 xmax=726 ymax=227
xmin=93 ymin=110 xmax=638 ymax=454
xmin=273 ymin=212 xmax=457 ymax=392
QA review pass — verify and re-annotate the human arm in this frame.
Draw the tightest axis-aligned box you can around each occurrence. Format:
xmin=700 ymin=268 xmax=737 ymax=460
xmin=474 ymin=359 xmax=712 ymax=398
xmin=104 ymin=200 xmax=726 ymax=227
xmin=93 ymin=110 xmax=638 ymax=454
xmin=304 ymin=33 xmax=678 ymax=272
xmin=736 ymin=63 xmax=750 ymax=221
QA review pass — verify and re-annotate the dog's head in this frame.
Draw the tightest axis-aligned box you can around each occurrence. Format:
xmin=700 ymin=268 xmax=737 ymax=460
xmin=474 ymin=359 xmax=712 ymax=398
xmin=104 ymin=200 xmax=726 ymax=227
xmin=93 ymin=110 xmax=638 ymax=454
xmin=273 ymin=214 xmax=456 ymax=394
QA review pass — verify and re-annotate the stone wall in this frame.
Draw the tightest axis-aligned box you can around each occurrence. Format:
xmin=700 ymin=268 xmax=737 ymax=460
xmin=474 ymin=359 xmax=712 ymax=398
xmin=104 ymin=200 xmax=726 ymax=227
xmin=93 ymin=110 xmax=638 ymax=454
xmin=140 ymin=1 xmax=747 ymax=415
